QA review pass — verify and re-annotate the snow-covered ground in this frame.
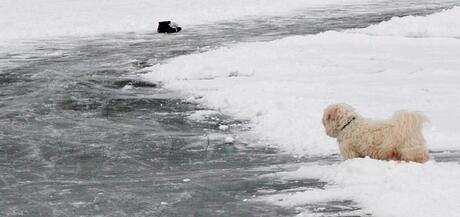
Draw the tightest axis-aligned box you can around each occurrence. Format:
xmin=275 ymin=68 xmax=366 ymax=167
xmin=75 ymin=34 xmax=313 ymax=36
xmin=144 ymin=7 xmax=460 ymax=216
xmin=349 ymin=6 xmax=460 ymax=37
xmin=260 ymin=158 xmax=460 ymax=217
xmin=0 ymin=0 xmax=371 ymax=47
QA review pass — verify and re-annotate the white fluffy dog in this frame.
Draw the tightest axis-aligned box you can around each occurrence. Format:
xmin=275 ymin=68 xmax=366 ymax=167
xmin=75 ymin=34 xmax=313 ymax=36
xmin=322 ymin=103 xmax=430 ymax=163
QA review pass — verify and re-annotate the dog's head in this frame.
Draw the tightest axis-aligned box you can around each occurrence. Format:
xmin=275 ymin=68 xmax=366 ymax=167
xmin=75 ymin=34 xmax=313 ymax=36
xmin=322 ymin=103 xmax=358 ymax=138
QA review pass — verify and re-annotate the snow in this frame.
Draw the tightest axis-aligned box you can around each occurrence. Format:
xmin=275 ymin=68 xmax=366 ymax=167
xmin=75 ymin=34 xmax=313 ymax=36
xmin=350 ymin=6 xmax=460 ymax=38
xmin=219 ymin=125 xmax=230 ymax=131
xmin=0 ymin=0 xmax=371 ymax=47
xmin=224 ymin=136 xmax=236 ymax=144
xmin=187 ymin=110 xmax=221 ymax=122
xmin=259 ymin=158 xmax=460 ymax=217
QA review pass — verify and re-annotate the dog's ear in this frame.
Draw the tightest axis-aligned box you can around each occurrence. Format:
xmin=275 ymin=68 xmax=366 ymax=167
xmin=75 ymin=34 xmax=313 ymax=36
xmin=323 ymin=105 xmax=339 ymax=138
xmin=327 ymin=107 xmax=337 ymax=121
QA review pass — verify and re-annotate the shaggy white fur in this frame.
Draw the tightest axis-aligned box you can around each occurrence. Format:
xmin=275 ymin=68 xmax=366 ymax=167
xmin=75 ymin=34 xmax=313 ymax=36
xmin=322 ymin=103 xmax=430 ymax=163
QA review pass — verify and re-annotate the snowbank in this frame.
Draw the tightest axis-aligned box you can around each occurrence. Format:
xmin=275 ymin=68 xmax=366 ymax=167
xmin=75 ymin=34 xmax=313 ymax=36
xmin=260 ymin=158 xmax=460 ymax=217
xmin=145 ymin=30 xmax=460 ymax=155
xmin=0 ymin=0 xmax=370 ymax=46
xmin=145 ymin=8 xmax=460 ymax=216
xmin=350 ymin=6 xmax=460 ymax=38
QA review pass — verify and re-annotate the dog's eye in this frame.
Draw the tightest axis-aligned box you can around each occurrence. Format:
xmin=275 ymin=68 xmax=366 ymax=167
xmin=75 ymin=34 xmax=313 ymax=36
xmin=327 ymin=114 xmax=332 ymax=121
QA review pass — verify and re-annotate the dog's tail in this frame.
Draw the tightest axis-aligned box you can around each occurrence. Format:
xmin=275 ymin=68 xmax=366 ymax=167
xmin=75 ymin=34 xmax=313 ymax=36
xmin=390 ymin=111 xmax=430 ymax=162
xmin=390 ymin=111 xmax=427 ymax=142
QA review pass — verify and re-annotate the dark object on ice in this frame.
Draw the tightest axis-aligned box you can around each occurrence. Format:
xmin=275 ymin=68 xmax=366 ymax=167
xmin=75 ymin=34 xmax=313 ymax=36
xmin=113 ymin=79 xmax=157 ymax=88
xmin=157 ymin=21 xmax=182 ymax=33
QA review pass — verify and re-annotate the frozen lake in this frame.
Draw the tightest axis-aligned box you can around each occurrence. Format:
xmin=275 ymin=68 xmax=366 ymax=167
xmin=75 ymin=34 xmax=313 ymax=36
xmin=1 ymin=1 xmax=459 ymax=216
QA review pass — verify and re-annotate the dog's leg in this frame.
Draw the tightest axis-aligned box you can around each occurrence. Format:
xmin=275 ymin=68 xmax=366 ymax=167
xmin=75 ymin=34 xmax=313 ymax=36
xmin=399 ymin=146 xmax=430 ymax=163
xmin=339 ymin=144 xmax=361 ymax=160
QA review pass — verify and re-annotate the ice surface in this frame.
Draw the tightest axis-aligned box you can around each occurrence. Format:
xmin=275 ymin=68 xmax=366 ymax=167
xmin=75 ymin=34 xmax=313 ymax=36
xmin=0 ymin=0 xmax=374 ymax=46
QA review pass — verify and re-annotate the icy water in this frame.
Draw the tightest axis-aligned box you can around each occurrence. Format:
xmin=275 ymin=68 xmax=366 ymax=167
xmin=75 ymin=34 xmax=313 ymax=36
xmin=1 ymin=1 xmax=460 ymax=217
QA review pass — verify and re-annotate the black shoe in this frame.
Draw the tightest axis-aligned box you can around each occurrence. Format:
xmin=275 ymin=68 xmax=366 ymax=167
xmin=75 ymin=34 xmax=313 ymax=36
xmin=157 ymin=21 xmax=182 ymax=33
